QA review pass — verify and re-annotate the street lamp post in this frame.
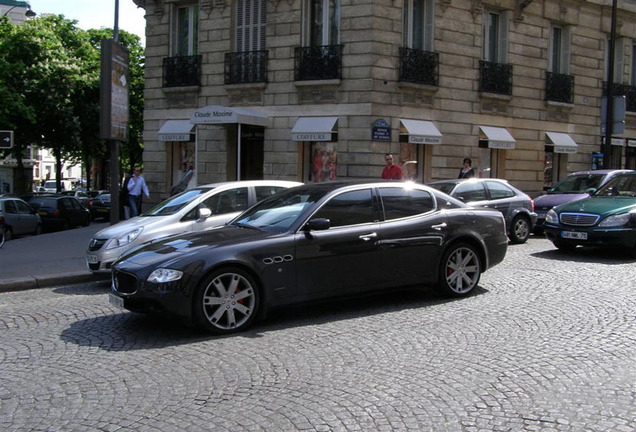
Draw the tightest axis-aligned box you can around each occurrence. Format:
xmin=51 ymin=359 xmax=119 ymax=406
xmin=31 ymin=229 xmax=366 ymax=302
xmin=603 ymin=0 xmax=618 ymax=169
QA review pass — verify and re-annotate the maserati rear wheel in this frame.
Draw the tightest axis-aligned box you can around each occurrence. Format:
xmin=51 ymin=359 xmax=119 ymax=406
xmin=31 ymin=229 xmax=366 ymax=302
xmin=438 ymin=243 xmax=481 ymax=297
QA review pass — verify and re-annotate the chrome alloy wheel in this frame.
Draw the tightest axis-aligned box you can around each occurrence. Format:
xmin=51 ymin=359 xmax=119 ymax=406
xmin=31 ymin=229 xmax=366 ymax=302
xmin=201 ymin=271 xmax=257 ymax=332
xmin=443 ymin=245 xmax=480 ymax=295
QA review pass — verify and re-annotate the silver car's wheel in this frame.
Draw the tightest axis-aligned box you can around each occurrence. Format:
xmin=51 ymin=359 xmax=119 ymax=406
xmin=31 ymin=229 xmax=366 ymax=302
xmin=195 ymin=268 xmax=259 ymax=334
xmin=438 ymin=243 xmax=481 ymax=297
xmin=510 ymin=216 xmax=530 ymax=244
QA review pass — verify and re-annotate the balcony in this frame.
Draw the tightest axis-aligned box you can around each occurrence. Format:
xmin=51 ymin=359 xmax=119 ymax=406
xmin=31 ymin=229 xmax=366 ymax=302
xmin=294 ymin=45 xmax=343 ymax=81
xmin=479 ymin=60 xmax=513 ymax=95
xmin=399 ymin=48 xmax=439 ymax=87
xmin=225 ymin=51 xmax=268 ymax=85
xmin=163 ymin=55 xmax=202 ymax=88
xmin=545 ymin=71 xmax=574 ymax=104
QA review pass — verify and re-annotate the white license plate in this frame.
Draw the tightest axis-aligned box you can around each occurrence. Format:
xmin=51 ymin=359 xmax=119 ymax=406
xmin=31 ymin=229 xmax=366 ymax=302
xmin=109 ymin=293 xmax=124 ymax=309
xmin=562 ymin=231 xmax=587 ymax=240
xmin=86 ymin=254 xmax=98 ymax=264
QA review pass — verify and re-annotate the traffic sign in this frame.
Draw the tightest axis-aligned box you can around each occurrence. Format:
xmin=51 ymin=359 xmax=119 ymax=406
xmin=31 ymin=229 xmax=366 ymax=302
xmin=0 ymin=130 xmax=14 ymax=149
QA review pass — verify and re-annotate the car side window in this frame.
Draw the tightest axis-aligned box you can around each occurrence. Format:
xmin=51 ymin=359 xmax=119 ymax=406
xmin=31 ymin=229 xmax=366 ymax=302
xmin=5 ymin=200 xmax=18 ymax=214
xmin=202 ymin=187 xmax=249 ymax=215
xmin=454 ymin=182 xmax=487 ymax=202
xmin=313 ymin=189 xmax=375 ymax=227
xmin=15 ymin=200 xmax=32 ymax=214
xmin=255 ymin=186 xmax=285 ymax=202
xmin=380 ymin=187 xmax=434 ymax=220
xmin=485 ymin=181 xmax=515 ymax=200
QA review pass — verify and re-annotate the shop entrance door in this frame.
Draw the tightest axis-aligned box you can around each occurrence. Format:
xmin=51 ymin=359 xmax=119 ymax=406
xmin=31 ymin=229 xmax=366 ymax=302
xmin=240 ymin=125 xmax=264 ymax=180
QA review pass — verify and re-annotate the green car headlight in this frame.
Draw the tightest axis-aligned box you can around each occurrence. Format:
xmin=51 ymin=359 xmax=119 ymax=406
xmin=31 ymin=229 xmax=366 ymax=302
xmin=148 ymin=268 xmax=184 ymax=283
xmin=545 ymin=209 xmax=558 ymax=224
xmin=599 ymin=213 xmax=630 ymax=227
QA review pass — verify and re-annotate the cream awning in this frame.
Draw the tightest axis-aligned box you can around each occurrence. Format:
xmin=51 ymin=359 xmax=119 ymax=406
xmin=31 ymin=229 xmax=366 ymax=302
xmin=479 ymin=126 xmax=515 ymax=149
xmin=399 ymin=119 xmax=442 ymax=145
xmin=190 ymin=105 xmax=270 ymax=127
xmin=291 ymin=117 xmax=338 ymax=141
xmin=545 ymin=132 xmax=578 ymax=154
xmin=158 ymin=120 xmax=194 ymax=142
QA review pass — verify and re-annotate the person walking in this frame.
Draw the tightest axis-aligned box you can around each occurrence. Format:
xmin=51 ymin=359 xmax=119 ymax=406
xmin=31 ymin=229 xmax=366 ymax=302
xmin=458 ymin=158 xmax=476 ymax=179
xmin=381 ymin=153 xmax=404 ymax=180
xmin=127 ymin=166 xmax=150 ymax=217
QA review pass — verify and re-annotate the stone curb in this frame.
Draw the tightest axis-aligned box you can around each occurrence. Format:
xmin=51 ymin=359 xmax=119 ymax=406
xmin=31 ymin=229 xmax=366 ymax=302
xmin=0 ymin=272 xmax=111 ymax=293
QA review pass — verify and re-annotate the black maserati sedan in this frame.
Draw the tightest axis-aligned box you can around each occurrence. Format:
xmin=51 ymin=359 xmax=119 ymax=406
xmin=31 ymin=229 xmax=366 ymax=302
xmin=110 ymin=181 xmax=509 ymax=335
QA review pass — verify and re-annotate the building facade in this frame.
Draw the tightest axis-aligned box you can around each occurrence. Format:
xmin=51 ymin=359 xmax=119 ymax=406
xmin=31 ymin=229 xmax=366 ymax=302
xmin=133 ymin=0 xmax=636 ymax=206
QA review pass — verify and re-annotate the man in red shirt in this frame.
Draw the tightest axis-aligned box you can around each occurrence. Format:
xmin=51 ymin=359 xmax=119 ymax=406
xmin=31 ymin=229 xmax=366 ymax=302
xmin=381 ymin=153 xmax=404 ymax=180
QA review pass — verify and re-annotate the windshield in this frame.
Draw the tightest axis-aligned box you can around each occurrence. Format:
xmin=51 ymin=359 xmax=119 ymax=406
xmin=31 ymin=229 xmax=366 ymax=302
xmin=548 ymin=174 xmax=604 ymax=194
xmin=593 ymin=174 xmax=636 ymax=197
xmin=231 ymin=187 xmax=329 ymax=232
xmin=143 ymin=187 xmax=214 ymax=216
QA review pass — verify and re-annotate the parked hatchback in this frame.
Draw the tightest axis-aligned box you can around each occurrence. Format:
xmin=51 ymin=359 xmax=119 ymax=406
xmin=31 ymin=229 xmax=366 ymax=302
xmin=533 ymin=169 xmax=631 ymax=233
xmin=27 ymin=195 xmax=91 ymax=232
xmin=428 ymin=178 xmax=537 ymax=243
xmin=0 ymin=197 xmax=42 ymax=241
xmin=86 ymin=180 xmax=302 ymax=272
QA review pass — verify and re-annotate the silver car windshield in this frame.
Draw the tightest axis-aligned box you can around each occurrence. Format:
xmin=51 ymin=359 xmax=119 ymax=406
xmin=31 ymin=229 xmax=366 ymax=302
xmin=143 ymin=188 xmax=214 ymax=216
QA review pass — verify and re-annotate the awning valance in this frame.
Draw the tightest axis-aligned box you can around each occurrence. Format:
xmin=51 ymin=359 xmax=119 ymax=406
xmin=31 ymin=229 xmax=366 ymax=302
xmin=611 ymin=138 xmax=625 ymax=146
xmin=158 ymin=120 xmax=194 ymax=142
xmin=628 ymin=139 xmax=636 ymax=148
xmin=291 ymin=117 xmax=338 ymax=141
xmin=191 ymin=105 xmax=270 ymax=127
xmin=399 ymin=119 xmax=442 ymax=145
xmin=479 ymin=126 xmax=515 ymax=149
xmin=545 ymin=132 xmax=578 ymax=154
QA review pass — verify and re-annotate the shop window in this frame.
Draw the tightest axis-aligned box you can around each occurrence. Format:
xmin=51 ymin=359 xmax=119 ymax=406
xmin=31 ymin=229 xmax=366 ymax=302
xmin=310 ymin=142 xmax=338 ymax=183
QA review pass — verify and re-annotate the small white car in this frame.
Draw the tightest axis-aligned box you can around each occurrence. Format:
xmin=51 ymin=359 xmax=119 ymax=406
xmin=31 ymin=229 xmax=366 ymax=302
xmin=86 ymin=180 xmax=302 ymax=272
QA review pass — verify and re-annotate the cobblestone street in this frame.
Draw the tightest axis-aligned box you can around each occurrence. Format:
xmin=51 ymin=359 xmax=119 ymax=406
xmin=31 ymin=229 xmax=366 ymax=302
xmin=1 ymin=237 xmax=635 ymax=432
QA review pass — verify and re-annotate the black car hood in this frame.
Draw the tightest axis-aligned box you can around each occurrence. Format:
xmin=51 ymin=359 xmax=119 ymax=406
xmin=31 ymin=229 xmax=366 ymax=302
xmin=116 ymin=225 xmax=271 ymax=268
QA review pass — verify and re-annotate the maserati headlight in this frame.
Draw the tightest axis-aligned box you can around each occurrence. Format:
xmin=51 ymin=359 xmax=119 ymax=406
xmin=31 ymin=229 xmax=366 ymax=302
xmin=599 ymin=213 xmax=630 ymax=227
xmin=107 ymin=227 xmax=143 ymax=249
xmin=147 ymin=268 xmax=184 ymax=283
xmin=545 ymin=209 xmax=558 ymax=224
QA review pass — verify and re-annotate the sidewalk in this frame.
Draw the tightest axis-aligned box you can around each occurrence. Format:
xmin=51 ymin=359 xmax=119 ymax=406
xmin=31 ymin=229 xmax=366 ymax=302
xmin=0 ymin=222 xmax=112 ymax=293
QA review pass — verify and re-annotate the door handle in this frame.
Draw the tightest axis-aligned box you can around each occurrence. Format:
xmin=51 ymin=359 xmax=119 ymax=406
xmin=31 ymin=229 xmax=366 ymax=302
xmin=431 ymin=223 xmax=447 ymax=231
xmin=359 ymin=232 xmax=378 ymax=241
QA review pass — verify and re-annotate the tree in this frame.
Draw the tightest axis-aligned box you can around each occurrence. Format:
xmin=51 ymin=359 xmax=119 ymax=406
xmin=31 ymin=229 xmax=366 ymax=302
xmin=0 ymin=15 xmax=145 ymax=195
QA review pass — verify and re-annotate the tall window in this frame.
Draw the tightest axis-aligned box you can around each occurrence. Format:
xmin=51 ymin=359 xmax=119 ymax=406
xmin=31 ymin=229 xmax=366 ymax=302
xmin=303 ymin=0 xmax=340 ymax=46
xmin=550 ymin=25 xmax=571 ymax=74
xmin=482 ymin=11 xmax=508 ymax=63
xmin=607 ymin=37 xmax=625 ymax=83
xmin=172 ymin=4 xmax=199 ymax=56
xmin=403 ymin=0 xmax=434 ymax=51
xmin=236 ymin=0 xmax=266 ymax=52
xmin=631 ymin=43 xmax=636 ymax=86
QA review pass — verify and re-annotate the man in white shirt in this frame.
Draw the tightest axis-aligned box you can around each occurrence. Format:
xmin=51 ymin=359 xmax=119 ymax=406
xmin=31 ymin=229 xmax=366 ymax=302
xmin=127 ymin=167 xmax=150 ymax=217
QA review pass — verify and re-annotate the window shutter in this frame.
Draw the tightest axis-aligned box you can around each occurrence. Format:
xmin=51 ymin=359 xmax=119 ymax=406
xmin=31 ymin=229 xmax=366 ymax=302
xmin=424 ymin=0 xmax=434 ymax=52
xmin=561 ymin=27 xmax=571 ymax=74
xmin=499 ymin=11 xmax=509 ymax=64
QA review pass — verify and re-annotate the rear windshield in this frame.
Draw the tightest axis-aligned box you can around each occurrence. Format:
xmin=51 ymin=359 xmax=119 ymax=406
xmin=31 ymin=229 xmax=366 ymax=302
xmin=29 ymin=197 xmax=57 ymax=209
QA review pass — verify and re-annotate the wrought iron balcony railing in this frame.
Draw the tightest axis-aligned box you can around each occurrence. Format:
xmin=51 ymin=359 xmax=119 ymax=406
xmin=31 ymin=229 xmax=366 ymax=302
xmin=163 ymin=55 xmax=202 ymax=88
xmin=224 ymin=50 xmax=268 ymax=85
xmin=399 ymin=48 xmax=439 ymax=86
xmin=545 ymin=71 xmax=574 ymax=104
xmin=294 ymin=45 xmax=343 ymax=81
xmin=479 ymin=60 xmax=513 ymax=95
xmin=604 ymin=82 xmax=636 ymax=112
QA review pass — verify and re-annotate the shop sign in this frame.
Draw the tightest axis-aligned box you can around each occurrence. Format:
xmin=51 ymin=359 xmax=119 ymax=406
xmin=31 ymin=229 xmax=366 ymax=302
xmin=488 ymin=141 xmax=515 ymax=149
xmin=192 ymin=107 xmax=237 ymax=123
xmin=409 ymin=135 xmax=442 ymax=145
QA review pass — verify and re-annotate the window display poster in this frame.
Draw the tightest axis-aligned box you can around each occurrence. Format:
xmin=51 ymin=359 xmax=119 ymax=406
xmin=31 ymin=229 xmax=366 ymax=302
xmin=311 ymin=142 xmax=337 ymax=182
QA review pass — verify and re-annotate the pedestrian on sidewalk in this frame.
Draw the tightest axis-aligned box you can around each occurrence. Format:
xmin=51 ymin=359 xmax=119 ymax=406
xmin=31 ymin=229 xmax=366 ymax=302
xmin=127 ymin=166 xmax=149 ymax=217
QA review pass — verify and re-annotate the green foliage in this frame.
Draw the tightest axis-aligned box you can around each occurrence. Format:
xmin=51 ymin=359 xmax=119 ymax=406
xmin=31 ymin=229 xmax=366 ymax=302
xmin=0 ymin=15 xmax=145 ymax=193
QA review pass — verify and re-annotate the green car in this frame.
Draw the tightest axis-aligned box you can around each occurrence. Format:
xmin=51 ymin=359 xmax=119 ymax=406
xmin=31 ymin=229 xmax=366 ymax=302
xmin=544 ymin=171 xmax=636 ymax=254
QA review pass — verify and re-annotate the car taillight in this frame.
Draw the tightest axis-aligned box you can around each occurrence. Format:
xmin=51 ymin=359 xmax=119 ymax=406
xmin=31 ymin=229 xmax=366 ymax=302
xmin=53 ymin=210 xmax=60 ymax=216
xmin=89 ymin=200 xmax=94 ymax=205
xmin=527 ymin=195 xmax=534 ymax=212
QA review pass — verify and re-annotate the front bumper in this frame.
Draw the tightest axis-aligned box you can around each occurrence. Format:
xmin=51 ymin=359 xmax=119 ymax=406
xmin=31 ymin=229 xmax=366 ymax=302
xmin=544 ymin=225 xmax=636 ymax=249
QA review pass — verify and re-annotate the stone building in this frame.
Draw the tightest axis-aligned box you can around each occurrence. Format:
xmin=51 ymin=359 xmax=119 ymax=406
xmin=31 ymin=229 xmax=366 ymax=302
xmin=132 ymin=0 xmax=636 ymax=205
